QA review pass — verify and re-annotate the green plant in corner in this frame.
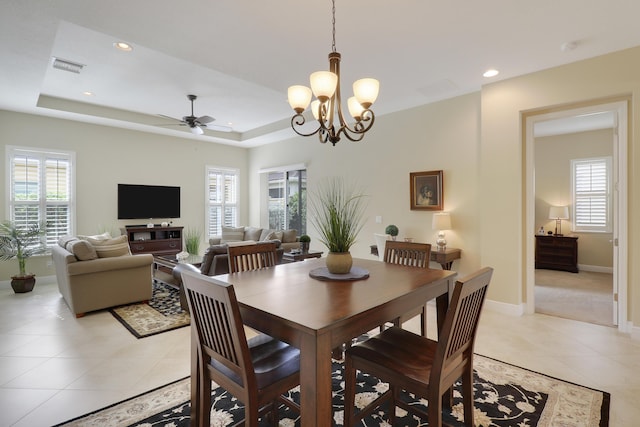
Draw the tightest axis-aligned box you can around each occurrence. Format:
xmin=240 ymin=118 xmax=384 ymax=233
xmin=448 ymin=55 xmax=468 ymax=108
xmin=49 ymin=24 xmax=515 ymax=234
xmin=0 ymin=220 xmax=48 ymax=293
xmin=184 ymin=227 xmax=202 ymax=255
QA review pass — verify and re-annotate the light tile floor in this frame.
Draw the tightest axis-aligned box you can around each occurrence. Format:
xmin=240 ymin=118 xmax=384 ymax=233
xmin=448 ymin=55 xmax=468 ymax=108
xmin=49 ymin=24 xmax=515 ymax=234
xmin=1 ymin=281 xmax=639 ymax=426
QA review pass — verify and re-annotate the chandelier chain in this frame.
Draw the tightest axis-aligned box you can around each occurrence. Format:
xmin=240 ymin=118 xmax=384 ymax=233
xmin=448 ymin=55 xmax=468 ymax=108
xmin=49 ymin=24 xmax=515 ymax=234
xmin=331 ymin=0 xmax=336 ymax=53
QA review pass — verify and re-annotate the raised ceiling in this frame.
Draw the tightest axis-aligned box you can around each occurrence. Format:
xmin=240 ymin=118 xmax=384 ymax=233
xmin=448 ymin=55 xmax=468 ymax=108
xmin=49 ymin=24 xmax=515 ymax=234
xmin=2 ymin=0 xmax=639 ymax=146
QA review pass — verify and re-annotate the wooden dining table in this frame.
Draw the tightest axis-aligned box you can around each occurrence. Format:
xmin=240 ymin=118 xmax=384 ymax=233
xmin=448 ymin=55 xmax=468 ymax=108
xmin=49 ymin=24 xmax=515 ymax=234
xmin=190 ymin=257 xmax=456 ymax=427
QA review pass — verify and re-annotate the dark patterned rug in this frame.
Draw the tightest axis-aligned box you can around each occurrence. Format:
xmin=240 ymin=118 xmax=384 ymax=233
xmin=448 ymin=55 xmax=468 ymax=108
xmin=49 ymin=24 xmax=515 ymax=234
xmin=55 ymin=355 xmax=609 ymax=426
xmin=109 ymin=281 xmax=189 ymax=338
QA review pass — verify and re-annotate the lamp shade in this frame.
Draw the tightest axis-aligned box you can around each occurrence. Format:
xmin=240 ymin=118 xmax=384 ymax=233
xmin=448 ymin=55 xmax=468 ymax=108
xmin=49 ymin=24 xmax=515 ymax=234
xmin=432 ymin=212 xmax=452 ymax=230
xmin=287 ymin=85 xmax=312 ymax=113
xmin=309 ymin=71 xmax=338 ymax=102
xmin=548 ymin=206 xmax=569 ymax=220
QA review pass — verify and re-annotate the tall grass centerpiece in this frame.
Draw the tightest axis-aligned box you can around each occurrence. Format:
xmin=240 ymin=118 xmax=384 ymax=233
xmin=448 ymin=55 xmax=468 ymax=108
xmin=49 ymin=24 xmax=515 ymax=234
xmin=184 ymin=227 xmax=202 ymax=255
xmin=310 ymin=177 xmax=367 ymax=274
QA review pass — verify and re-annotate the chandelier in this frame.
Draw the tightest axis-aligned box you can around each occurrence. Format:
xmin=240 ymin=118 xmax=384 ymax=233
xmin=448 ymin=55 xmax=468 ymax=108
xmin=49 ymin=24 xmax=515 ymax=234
xmin=287 ymin=0 xmax=379 ymax=146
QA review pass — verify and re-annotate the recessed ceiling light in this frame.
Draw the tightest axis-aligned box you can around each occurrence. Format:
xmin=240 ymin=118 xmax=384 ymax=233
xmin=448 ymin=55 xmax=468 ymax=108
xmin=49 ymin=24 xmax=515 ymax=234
xmin=483 ymin=69 xmax=499 ymax=78
xmin=113 ymin=41 xmax=133 ymax=52
xmin=82 ymin=91 xmax=94 ymax=96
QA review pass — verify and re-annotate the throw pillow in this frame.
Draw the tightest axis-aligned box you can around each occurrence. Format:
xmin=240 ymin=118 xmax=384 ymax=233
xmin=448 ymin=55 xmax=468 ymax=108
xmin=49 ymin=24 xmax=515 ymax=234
xmin=67 ymin=240 xmax=98 ymax=261
xmin=58 ymin=235 xmax=78 ymax=249
xmin=282 ymin=229 xmax=298 ymax=243
xmin=265 ymin=230 xmax=284 ymax=241
xmin=244 ymin=227 xmax=263 ymax=241
xmin=221 ymin=226 xmax=245 ymax=243
xmin=87 ymin=235 xmax=131 ymax=258
xmin=78 ymin=231 xmax=112 ymax=241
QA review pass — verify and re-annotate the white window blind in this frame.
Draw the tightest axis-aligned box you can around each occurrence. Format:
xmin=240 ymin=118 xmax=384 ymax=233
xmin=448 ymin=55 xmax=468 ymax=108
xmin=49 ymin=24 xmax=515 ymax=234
xmin=7 ymin=146 xmax=74 ymax=248
xmin=571 ymin=157 xmax=611 ymax=233
xmin=206 ymin=167 xmax=238 ymax=236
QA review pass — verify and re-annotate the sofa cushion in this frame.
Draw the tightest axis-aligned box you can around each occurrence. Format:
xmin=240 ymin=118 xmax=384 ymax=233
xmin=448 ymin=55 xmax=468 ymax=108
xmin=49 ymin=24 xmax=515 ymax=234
xmin=200 ymin=244 xmax=228 ymax=274
xmin=67 ymin=240 xmax=98 ymax=261
xmin=282 ymin=229 xmax=298 ymax=243
xmin=87 ymin=235 xmax=131 ymax=258
xmin=259 ymin=229 xmax=273 ymax=241
xmin=244 ymin=227 xmax=263 ymax=241
xmin=221 ymin=226 xmax=245 ymax=243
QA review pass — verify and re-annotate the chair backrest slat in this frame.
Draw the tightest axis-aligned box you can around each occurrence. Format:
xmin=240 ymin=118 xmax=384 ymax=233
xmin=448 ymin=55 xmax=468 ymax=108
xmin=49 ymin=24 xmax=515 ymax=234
xmin=228 ymin=242 xmax=278 ymax=273
xmin=182 ymin=271 xmax=252 ymax=380
xmin=432 ymin=267 xmax=493 ymax=381
xmin=384 ymin=241 xmax=431 ymax=268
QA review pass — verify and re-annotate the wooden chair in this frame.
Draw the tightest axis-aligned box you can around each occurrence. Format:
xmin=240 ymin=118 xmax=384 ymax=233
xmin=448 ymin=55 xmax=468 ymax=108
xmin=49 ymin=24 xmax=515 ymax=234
xmin=383 ymin=240 xmax=432 ymax=336
xmin=227 ymin=242 xmax=278 ymax=273
xmin=344 ymin=267 xmax=493 ymax=427
xmin=181 ymin=270 xmax=300 ymax=427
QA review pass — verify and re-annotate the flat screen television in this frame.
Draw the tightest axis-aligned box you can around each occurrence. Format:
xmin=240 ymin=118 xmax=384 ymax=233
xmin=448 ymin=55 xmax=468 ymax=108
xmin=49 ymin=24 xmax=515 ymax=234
xmin=117 ymin=184 xmax=181 ymax=220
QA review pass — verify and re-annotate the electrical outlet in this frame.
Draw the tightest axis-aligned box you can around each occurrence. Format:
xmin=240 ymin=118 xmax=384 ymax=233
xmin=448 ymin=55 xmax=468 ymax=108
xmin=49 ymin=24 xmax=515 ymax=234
xmin=375 ymin=216 xmax=382 ymax=224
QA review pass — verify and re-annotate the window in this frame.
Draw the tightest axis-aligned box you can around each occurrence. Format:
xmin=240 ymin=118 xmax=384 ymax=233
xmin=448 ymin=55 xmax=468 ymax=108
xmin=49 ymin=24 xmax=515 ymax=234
xmin=571 ymin=157 xmax=612 ymax=233
xmin=206 ymin=167 xmax=239 ymax=236
xmin=267 ymin=169 xmax=306 ymax=234
xmin=6 ymin=146 xmax=75 ymax=248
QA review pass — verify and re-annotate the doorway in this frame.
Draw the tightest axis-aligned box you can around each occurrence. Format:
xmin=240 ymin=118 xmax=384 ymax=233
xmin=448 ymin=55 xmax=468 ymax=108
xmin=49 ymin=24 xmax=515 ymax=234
xmin=524 ymin=99 xmax=628 ymax=331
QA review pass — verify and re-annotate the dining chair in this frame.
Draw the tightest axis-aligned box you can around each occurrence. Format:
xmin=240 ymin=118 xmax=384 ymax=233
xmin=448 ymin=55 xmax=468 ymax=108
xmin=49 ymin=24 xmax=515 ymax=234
xmin=227 ymin=241 xmax=278 ymax=273
xmin=181 ymin=270 xmax=300 ymax=427
xmin=383 ymin=240 xmax=432 ymax=336
xmin=343 ymin=267 xmax=493 ymax=427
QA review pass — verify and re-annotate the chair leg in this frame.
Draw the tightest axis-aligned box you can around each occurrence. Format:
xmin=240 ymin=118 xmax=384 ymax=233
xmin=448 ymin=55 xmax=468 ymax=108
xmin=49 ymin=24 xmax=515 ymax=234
xmin=420 ymin=305 xmax=427 ymax=337
xmin=461 ymin=368 xmax=475 ymax=426
xmin=198 ymin=376 xmax=211 ymax=427
xmin=388 ymin=385 xmax=397 ymax=425
xmin=343 ymin=356 xmax=357 ymax=427
xmin=428 ymin=389 xmax=443 ymax=427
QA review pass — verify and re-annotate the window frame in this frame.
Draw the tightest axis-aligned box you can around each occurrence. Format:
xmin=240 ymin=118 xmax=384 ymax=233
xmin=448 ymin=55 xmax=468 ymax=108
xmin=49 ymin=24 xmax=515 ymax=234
xmin=205 ymin=166 xmax=239 ymax=237
xmin=571 ymin=156 xmax=612 ymax=233
xmin=5 ymin=145 xmax=76 ymax=249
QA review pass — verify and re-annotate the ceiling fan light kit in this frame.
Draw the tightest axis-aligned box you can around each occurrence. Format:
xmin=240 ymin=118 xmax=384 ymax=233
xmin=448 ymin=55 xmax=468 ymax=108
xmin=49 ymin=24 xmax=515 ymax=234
xmin=287 ymin=0 xmax=379 ymax=146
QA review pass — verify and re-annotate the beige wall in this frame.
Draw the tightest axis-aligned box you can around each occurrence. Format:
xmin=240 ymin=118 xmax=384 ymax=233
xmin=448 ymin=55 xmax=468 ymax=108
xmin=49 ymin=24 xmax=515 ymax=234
xmin=0 ymin=111 xmax=248 ymax=280
xmin=535 ymin=129 xmax=614 ymax=268
xmin=482 ymin=45 xmax=640 ymax=326
xmin=249 ymin=93 xmax=483 ymax=277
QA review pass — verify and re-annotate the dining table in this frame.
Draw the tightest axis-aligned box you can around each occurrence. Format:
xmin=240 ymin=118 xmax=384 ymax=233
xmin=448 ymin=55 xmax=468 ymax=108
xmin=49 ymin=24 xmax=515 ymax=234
xmin=189 ymin=257 xmax=456 ymax=427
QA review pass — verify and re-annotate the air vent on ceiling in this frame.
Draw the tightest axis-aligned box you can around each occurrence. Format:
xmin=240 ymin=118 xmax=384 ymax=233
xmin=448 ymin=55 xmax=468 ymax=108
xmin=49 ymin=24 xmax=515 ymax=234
xmin=52 ymin=57 xmax=85 ymax=74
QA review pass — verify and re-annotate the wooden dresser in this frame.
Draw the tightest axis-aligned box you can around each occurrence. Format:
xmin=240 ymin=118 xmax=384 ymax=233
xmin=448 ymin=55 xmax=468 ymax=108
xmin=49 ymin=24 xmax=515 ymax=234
xmin=121 ymin=225 xmax=183 ymax=256
xmin=534 ymin=235 xmax=578 ymax=273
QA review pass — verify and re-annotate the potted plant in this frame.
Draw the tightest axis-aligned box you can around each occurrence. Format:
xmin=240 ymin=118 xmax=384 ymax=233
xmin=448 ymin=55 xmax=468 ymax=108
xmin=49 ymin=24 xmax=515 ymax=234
xmin=299 ymin=234 xmax=311 ymax=253
xmin=310 ymin=177 xmax=367 ymax=274
xmin=0 ymin=220 xmax=47 ymax=293
xmin=184 ymin=227 xmax=202 ymax=256
xmin=385 ymin=224 xmax=399 ymax=241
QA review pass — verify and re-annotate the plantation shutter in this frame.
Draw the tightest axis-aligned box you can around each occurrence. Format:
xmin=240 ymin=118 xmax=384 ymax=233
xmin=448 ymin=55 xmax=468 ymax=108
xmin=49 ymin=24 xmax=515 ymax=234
xmin=207 ymin=168 xmax=238 ymax=236
xmin=572 ymin=157 xmax=611 ymax=233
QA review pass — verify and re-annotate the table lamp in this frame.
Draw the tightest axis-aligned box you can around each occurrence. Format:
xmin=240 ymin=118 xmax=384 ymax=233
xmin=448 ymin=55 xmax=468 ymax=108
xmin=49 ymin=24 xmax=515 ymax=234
xmin=548 ymin=206 xmax=569 ymax=236
xmin=432 ymin=212 xmax=452 ymax=252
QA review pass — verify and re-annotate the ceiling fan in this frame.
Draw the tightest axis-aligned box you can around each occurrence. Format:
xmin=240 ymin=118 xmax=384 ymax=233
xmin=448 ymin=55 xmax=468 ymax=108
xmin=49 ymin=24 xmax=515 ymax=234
xmin=158 ymin=94 xmax=231 ymax=135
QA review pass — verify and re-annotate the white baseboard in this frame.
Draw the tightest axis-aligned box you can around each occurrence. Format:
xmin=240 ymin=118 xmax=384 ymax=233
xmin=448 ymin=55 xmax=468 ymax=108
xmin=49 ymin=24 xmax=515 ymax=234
xmin=578 ymin=264 xmax=613 ymax=274
xmin=484 ymin=299 xmax=524 ymax=316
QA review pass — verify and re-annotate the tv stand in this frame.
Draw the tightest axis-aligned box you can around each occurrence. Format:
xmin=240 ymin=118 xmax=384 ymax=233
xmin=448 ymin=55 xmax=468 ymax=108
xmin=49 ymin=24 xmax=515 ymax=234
xmin=121 ymin=225 xmax=183 ymax=256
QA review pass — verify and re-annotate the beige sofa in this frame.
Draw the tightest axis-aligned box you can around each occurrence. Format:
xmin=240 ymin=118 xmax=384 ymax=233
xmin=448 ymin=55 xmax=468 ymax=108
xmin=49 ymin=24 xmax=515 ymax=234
xmin=52 ymin=234 xmax=154 ymax=317
xmin=209 ymin=226 xmax=301 ymax=252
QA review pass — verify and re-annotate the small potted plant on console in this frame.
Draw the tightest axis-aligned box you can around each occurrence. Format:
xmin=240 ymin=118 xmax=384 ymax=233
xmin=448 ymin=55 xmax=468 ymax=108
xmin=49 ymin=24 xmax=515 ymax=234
xmin=385 ymin=224 xmax=399 ymax=241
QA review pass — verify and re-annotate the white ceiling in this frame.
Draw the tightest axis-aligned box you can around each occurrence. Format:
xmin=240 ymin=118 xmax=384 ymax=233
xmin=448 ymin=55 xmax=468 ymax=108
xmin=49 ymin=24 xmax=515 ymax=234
xmin=1 ymin=0 xmax=638 ymax=147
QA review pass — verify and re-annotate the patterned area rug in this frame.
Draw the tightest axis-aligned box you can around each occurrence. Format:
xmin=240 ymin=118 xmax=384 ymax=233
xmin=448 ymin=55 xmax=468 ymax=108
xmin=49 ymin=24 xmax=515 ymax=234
xmin=55 ymin=355 xmax=609 ymax=426
xmin=109 ymin=281 xmax=189 ymax=338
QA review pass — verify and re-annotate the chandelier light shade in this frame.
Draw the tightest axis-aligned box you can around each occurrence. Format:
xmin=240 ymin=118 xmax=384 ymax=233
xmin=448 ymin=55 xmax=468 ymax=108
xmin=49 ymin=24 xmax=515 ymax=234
xmin=287 ymin=0 xmax=379 ymax=146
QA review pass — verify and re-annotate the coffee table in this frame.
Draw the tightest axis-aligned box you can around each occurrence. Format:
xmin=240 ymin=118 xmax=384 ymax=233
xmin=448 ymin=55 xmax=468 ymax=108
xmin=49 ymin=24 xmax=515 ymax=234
xmin=282 ymin=250 xmax=323 ymax=262
xmin=153 ymin=254 xmax=203 ymax=287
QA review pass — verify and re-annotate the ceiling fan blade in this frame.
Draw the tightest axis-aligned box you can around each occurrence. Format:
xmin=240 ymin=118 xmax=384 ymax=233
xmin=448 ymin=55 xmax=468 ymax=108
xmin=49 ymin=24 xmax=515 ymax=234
xmin=203 ymin=123 xmax=233 ymax=133
xmin=196 ymin=115 xmax=215 ymax=124
xmin=158 ymin=114 xmax=185 ymax=124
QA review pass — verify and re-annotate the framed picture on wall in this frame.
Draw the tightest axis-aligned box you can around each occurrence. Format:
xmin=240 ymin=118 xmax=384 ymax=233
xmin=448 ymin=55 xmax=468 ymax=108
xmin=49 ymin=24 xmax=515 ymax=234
xmin=410 ymin=170 xmax=443 ymax=210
